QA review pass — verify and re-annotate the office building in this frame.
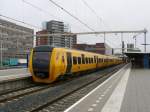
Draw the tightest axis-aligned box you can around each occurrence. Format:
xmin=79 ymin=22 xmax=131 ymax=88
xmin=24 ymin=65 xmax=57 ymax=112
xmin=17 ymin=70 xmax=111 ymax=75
xmin=0 ymin=18 xmax=33 ymax=63
xmin=36 ymin=20 xmax=76 ymax=48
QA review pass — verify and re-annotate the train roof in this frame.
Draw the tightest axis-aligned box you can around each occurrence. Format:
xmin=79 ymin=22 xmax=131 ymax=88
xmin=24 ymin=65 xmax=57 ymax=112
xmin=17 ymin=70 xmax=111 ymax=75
xmin=34 ymin=45 xmax=119 ymax=59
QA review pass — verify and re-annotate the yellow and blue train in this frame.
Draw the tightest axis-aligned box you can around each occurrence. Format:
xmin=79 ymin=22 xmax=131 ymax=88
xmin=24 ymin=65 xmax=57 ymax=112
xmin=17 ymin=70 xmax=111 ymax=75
xmin=29 ymin=46 xmax=123 ymax=83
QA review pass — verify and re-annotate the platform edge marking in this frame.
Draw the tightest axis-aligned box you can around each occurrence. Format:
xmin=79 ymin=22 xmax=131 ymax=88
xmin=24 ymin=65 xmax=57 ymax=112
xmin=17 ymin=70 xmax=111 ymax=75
xmin=101 ymin=67 xmax=131 ymax=112
xmin=64 ymin=64 xmax=129 ymax=112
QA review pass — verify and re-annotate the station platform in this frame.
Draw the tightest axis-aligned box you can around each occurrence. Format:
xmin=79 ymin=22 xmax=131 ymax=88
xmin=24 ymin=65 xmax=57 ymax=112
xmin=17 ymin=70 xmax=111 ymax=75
xmin=0 ymin=68 xmax=31 ymax=82
xmin=64 ymin=64 xmax=150 ymax=112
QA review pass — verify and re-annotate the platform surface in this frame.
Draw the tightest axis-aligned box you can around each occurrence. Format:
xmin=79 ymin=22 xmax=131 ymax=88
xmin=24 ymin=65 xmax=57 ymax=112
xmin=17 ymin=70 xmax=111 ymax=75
xmin=120 ymin=69 xmax=150 ymax=112
xmin=64 ymin=65 xmax=150 ymax=112
xmin=0 ymin=68 xmax=30 ymax=81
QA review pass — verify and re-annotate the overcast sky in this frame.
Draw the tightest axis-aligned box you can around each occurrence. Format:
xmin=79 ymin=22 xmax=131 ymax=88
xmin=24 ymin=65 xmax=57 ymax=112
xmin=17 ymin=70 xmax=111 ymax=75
xmin=0 ymin=0 xmax=150 ymax=52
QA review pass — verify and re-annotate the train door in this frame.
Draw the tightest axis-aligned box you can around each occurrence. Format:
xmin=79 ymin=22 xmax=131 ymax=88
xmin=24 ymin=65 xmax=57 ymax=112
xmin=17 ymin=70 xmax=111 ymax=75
xmin=94 ymin=56 xmax=98 ymax=68
xmin=66 ymin=52 xmax=72 ymax=74
xmin=96 ymin=56 xmax=99 ymax=68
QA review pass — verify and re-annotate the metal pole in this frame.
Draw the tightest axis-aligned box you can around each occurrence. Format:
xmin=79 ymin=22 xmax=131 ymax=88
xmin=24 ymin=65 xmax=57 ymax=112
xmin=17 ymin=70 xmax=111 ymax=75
xmin=121 ymin=32 xmax=123 ymax=54
xmin=104 ymin=33 xmax=106 ymax=51
xmin=144 ymin=32 xmax=146 ymax=52
xmin=104 ymin=32 xmax=106 ymax=45
xmin=0 ymin=40 xmax=2 ymax=67
xmin=135 ymin=37 xmax=137 ymax=48
xmin=70 ymin=37 xmax=72 ymax=48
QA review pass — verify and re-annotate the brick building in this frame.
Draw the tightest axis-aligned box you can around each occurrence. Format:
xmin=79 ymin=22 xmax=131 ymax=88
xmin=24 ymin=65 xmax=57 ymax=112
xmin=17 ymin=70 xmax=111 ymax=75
xmin=73 ymin=43 xmax=113 ymax=55
xmin=36 ymin=20 xmax=77 ymax=48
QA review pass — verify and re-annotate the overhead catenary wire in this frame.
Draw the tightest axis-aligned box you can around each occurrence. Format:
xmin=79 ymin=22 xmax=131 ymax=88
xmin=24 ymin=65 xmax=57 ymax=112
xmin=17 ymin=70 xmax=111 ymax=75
xmin=0 ymin=14 xmax=42 ymax=29
xmin=22 ymin=0 xmax=62 ymax=21
xmin=81 ymin=0 xmax=111 ymax=30
xmin=81 ymin=0 xmax=102 ymax=22
xmin=48 ymin=0 xmax=95 ymax=32
xmin=48 ymin=0 xmax=117 ymax=47
xmin=22 ymin=0 xmax=82 ymax=31
xmin=81 ymin=0 xmax=118 ymax=47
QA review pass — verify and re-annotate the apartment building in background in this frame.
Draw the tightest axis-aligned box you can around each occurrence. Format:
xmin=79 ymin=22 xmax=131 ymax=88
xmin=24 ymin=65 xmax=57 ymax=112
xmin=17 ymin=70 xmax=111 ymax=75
xmin=36 ymin=20 xmax=77 ymax=48
xmin=0 ymin=18 xmax=33 ymax=62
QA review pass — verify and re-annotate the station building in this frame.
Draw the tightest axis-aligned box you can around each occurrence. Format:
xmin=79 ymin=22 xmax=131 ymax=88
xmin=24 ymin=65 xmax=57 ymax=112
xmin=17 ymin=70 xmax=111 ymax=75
xmin=125 ymin=52 xmax=150 ymax=68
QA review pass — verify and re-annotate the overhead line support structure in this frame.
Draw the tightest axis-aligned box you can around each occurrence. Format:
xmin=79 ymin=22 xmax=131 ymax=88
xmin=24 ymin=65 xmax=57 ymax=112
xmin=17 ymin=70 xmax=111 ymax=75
xmin=35 ymin=29 xmax=147 ymax=53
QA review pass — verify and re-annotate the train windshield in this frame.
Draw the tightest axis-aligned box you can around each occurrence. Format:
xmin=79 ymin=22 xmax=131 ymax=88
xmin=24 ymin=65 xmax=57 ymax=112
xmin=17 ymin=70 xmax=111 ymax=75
xmin=32 ymin=52 xmax=51 ymax=78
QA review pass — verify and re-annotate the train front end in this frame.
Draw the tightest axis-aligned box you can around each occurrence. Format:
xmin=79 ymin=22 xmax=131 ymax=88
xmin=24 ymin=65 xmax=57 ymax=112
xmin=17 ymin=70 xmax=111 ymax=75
xmin=29 ymin=46 xmax=54 ymax=83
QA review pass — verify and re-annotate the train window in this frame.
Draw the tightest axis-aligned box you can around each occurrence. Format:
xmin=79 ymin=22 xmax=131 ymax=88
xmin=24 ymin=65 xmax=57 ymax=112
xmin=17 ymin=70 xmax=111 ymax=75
xmin=81 ymin=54 xmax=85 ymax=64
xmin=106 ymin=59 xmax=108 ymax=62
xmin=99 ymin=58 xmax=101 ymax=63
xmin=104 ymin=59 xmax=106 ymax=62
xmin=101 ymin=59 xmax=103 ymax=62
xmin=67 ymin=52 xmax=72 ymax=66
xmin=86 ymin=57 xmax=88 ymax=64
xmin=97 ymin=57 xmax=98 ymax=63
xmin=105 ymin=59 xmax=107 ymax=62
xmin=33 ymin=52 xmax=50 ymax=73
xmin=89 ymin=58 xmax=91 ymax=63
xmin=91 ymin=58 xmax=93 ymax=63
xmin=94 ymin=56 xmax=96 ymax=63
xmin=84 ymin=58 xmax=86 ymax=64
xmin=78 ymin=57 xmax=81 ymax=64
xmin=73 ymin=57 xmax=77 ymax=65
xmin=88 ymin=58 xmax=91 ymax=64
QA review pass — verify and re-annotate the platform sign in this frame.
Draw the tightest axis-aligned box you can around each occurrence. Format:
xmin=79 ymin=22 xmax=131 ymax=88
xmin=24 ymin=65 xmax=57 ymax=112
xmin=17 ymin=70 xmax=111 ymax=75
xmin=143 ymin=54 xmax=149 ymax=68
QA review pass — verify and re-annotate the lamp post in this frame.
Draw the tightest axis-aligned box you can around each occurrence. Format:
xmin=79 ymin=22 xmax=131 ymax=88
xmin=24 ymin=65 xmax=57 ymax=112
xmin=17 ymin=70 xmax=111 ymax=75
xmin=0 ymin=34 xmax=2 ymax=67
xmin=133 ymin=35 xmax=137 ymax=48
xmin=144 ymin=29 xmax=147 ymax=52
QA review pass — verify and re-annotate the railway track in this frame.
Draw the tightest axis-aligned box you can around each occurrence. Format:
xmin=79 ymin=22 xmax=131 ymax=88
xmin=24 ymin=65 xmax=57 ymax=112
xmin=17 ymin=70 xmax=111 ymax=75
xmin=30 ymin=67 xmax=120 ymax=112
xmin=0 ymin=79 xmax=74 ymax=104
xmin=0 ymin=64 xmax=125 ymax=112
xmin=0 ymin=85 xmax=50 ymax=104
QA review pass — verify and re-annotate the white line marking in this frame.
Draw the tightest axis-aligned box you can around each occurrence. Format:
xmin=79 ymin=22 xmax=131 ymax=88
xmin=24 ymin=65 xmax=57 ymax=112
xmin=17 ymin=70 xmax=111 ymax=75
xmin=106 ymin=88 xmax=110 ymax=91
xmin=0 ymin=103 xmax=5 ymax=106
xmin=43 ymin=109 xmax=50 ymax=112
xmin=88 ymin=108 xmax=94 ymax=111
xmin=0 ymin=68 xmax=27 ymax=72
xmin=99 ymin=97 xmax=102 ymax=100
xmin=101 ymin=67 xmax=131 ymax=112
xmin=92 ymin=104 xmax=97 ymax=107
xmin=64 ymin=64 xmax=129 ymax=112
xmin=96 ymin=100 xmax=100 ymax=103
xmin=0 ymin=73 xmax=31 ymax=81
xmin=104 ymin=91 xmax=107 ymax=95
xmin=108 ymin=85 xmax=112 ymax=89
xmin=14 ymin=99 xmax=18 ymax=101
xmin=101 ymin=94 xmax=105 ymax=97
xmin=7 ymin=101 xmax=11 ymax=103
